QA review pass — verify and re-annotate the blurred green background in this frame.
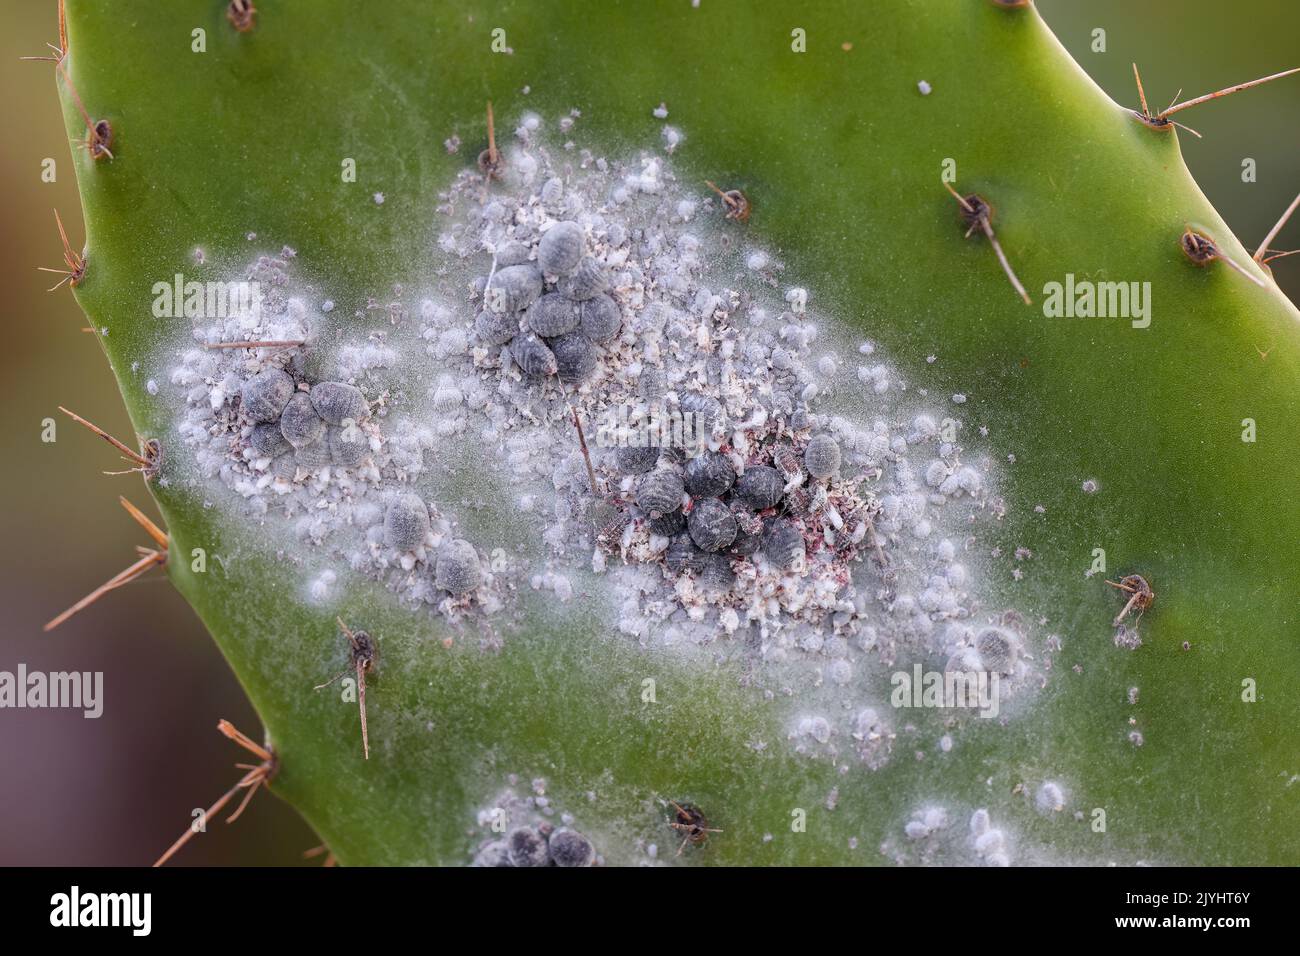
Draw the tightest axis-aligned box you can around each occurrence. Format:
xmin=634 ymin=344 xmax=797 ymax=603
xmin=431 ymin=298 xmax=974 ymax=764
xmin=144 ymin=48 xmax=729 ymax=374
xmin=0 ymin=0 xmax=1295 ymax=865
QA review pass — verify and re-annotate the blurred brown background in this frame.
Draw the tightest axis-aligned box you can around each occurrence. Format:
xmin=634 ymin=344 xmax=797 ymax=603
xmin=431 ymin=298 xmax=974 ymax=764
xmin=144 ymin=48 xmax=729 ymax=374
xmin=1 ymin=1 xmax=1295 ymax=866
xmin=1 ymin=3 xmax=317 ymax=865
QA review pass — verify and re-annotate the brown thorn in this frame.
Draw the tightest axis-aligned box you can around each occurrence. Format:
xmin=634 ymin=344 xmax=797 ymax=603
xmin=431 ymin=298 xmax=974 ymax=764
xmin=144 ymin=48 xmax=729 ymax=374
xmin=1261 ymin=248 xmax=1300 ymax=264
xmin=20 ymin=1 xmax=67 ymax=64
xmin=1162 ymin=67 xmax=1300 ymax=118
xmin=704 ymin=180 xmax=731 ymax=206
xmin=318 ymin=619 xmax=373 ymax=759
xmin=58 ymin=406 xmax=150 ymax=465
xmin=1182 ymin=228 xmax=1266 ymax=288
xmin=43 ymin=550 xmax=164 ymax=631
xmin=942 ymin=180 xmax=975 ymax=214
xmin=1254 ymin=191 xmax=1300 ymax=263
xmin=303 ymin=844 xmax=338 ymax=866
xmin=357 ymin=661 xmax=370 ymax=760
xmin=55 ymin=59 xmax=94 ymax=132
xmin=56 ymin=61 xmax=113 ymax=160
xmin=946 ymin=182 xmax=1031 ymax=304
xmin=1114 ymin=591 xmax=1142 ymax=627
xmin=981 ymin=221 xmax=1033 ymax=305
xmin=217 ymin=718 xmax=274 ymax=763
xmin=38 ymin=268 xmax=76 ymax=292
xmin=568 ymin=396 xmax=600 ymax=497
xmin=224 ymin=776 xmax=264 ymax=823
xmin=154 ymin=720 xmax=275 ymax=866
xmin=1215 ymin=249 xmax=1267 ymax=288
xmin=152 ymin=775 xmax=250 ymax=866
xmin=337 ymin=616 xmax=360 ymax=650
xmin=1132 ymin=63 xmax=1151 ymax=118
xmin=119 ymin=496 xmax=169 ymax=549
xmin=313 ymin=667 xmax=350 ymax=691
xmin=41 ymin=210 xmax=85 ymax=291
xmin=486 ymin=101 xmax=498 ymax=168
xmin=704 ymin=181 xmax=750 ymax=221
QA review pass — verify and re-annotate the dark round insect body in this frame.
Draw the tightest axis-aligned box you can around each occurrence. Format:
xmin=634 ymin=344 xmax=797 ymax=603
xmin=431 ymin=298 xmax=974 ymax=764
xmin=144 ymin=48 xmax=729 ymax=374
xmin=665 ymin=533 xmax=709 ymax=574
xmin=763 ymin=519 xmax=805 ymax=572
xmin=510 ymin=334 xmax=558 ymax=379
xmin=295 ymin=439 xmax=333 ymax=469
xmin=328 ymin=425 xmax=368 ymax=467
xmin=474 ymin=309 xmax=519 ymax=346
xmin=550 ymin=332 xmax=598 ymax=384
xmin=494 ymin=239 xmax=531 ymax=267
xmin=537 ymin=220 xmax=585 ymax=276
xmin=729 ymin=523 xmax=762 ymax=557
xmin=647 ymin=509 xmax=686 ymax=538
xmin=240 ymin=368 xmax=294 ymax=423
xmin=435 ymin=539 xmax=482 ymax=594
xmin=471 ymin=840 xmax=513 ymax=867
xmin=614 ymin=444 xmax=660 ymax=476
xmin=384 ymin=493 xmax=430 ymax=552
xmin=730 ymin=500 xmax=764 ymax=536
xmin=548 ymin=828 xmax=596 ymax=867
xmin=683 ymin=451 xmax=735 ymax=498
xmin=579 ymin=293 xmax=622 ymax=344
xmin=484 ymin=264 xmax=543 ymax=314
xmin=804 ymin=434 xmax=842 ymax=480
xmin=525 ymin=292 xmax=580 ymax=337
xmin=974 ymin=626 xmax=1019 ymax=675
xmin=678 ymin=391 xmax=724 ymax=434
xmin=636 ymin=470 xmax=684 ymax=518
xmin=559 ymin=255 xmax=609 ymax=300
xmin=735 ymin=464 xmax=785 ymax=510
xmin=688 ymin=497 xmax=737 ymax=552
xmin=310 ymin=381 xmax=367 ymax=426
xmin=249 ymin=422 xmax=291 ymax=459
xmin=700 ymin=554 xmax=736 ymax=594
xmin=507 ymin=827 xmax=550 ymax=867
xmin=279 ymin=392 xmax=326 ymax=449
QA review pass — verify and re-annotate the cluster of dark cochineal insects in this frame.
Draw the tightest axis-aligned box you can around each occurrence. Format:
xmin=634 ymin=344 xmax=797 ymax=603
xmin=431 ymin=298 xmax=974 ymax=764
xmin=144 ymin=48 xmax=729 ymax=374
xmin=611 ymin=411 xmax=853 ymax=590
xmin=475 ymin=823 xmax=598 ymax=867
xmin=239 ymin=363 xmax=482 ymax=596
xmin=473 ymin=220 xmax=622 ymax=385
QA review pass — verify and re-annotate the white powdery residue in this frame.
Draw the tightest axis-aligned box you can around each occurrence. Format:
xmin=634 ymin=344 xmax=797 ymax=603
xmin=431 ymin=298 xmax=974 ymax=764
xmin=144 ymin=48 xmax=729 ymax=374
xmin=156 ymin=110 xmax=1032 ymax=778
xmin=970 ymin=808 xmax=1011 ymax=866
